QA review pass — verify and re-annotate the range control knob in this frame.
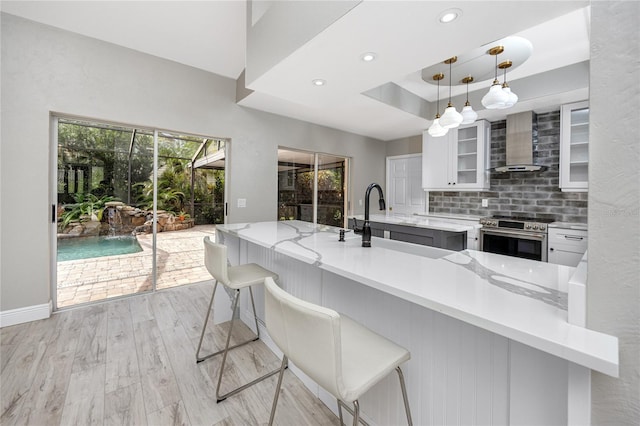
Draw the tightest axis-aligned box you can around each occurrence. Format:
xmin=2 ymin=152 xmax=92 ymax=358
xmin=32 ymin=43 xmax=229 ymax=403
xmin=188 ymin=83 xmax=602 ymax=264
xmin=540 ymin=225 xmax=546 ymax=231
xmin=532 ymin=224 xmax=539 ymax=230
xmin=526 ymin=224 xmax=531 ymax=229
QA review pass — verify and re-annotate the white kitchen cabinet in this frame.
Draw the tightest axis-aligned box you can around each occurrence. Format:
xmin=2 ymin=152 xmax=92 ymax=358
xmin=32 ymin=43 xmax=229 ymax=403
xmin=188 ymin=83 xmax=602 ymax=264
xmin=548 ymin=226 xmax=588 ymax=267
xmin=422 ymin=120 xmax=490 ymax=191
xmin=560 ymin=101 xmax=589 ymax=192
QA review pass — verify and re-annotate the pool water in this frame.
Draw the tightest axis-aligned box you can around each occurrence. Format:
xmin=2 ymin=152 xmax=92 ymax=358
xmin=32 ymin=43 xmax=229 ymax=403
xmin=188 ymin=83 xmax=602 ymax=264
xmin=57 ymin=236 xmax=143 ymax=261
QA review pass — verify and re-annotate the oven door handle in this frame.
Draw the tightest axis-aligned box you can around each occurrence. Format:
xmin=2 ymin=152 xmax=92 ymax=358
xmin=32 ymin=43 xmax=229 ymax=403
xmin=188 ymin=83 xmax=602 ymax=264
xmin=480 ymin=228 xmax=547 ymax=241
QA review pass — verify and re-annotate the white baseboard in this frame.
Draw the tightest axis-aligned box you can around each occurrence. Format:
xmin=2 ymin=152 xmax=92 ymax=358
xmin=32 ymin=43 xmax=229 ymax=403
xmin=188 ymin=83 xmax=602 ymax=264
xmin=0 ymin=301 xmax=52 ymax=328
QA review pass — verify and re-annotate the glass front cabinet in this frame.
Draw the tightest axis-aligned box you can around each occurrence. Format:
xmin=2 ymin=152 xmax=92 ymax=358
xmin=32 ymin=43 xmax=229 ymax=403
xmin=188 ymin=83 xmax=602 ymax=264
xmin=560 ymin=101 xmax=589 ymax=192
xmin=422 ymin=120 xmax=490 ymax=191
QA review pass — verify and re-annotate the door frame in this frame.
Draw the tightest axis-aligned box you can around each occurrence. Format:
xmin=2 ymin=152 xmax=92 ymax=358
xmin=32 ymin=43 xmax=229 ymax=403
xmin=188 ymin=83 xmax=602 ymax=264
xmin=50 ymin=113 xmax=229 ymax=311
xmin=50 ymin=116 xmax=59 ymax=311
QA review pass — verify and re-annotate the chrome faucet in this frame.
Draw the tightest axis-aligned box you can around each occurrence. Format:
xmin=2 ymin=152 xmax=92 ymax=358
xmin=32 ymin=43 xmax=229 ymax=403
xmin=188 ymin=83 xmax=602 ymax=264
xmin=362 ymin=183 xmax=386 ymax=247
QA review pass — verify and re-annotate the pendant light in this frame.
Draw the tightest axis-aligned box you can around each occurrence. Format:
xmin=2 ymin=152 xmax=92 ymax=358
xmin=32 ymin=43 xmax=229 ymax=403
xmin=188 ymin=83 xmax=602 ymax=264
xmin=428 ymin=73 xmax=448 ymax=137
xmin=481 ymin=46 xmax=509 ymax=109
xmin=439 ymin=57 xmax=464 ymax=129
xmin=460 ymin=76 xmax=478 ymax=124
xmin=499 ymin=60 xmax=518 ymax=108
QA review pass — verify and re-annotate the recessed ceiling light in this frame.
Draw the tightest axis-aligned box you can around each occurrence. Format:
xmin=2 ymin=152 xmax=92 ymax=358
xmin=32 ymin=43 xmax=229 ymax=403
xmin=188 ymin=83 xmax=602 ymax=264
xmin=361 ymin=52 xmax=377 ymax=62
xmin=312 ymin=79 xmax=326 ymax=86
xmin=439 ymin=8 xmax=462 ymax=23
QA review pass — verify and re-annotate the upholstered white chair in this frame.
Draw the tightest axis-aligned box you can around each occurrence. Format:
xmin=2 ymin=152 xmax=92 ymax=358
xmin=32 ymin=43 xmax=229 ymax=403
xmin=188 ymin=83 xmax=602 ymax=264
xmin=196 ymin=236 xmax=280 ymax=402
xmin=263 ymin=277 xmax=413 ymax=426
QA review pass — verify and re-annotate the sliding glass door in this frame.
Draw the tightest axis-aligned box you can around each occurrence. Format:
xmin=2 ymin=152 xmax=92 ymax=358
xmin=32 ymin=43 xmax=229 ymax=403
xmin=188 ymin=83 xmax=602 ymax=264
xmin=316 ymin=153 xmax=348 ymax=227
xmin=54 ymin=116 xmax=227 ymax=309
xmin=277 ymin=148 xmax=349 ymax=227
xmin=55 ymin=119 xmax=154 ymax=307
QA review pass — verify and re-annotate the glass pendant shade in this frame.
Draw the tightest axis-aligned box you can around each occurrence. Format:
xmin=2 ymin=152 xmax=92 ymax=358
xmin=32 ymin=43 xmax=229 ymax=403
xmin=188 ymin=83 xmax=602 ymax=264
xmin=428 ymin=115 xmax=449 ymax=137
xmin=482 ymin=46 xmax=509 ymax=110
xmin=428 ymin=72 xmax=448 ymax=137
xmin=460 ymin=76 xmax=477 ymax=125
xmin=438 ymin=56 xmax=462 ymax=130
xmin=482 ymin=81 xmax=509 ymax=109
xmin=503 ymin=85 xmax=518 ymax=108
xmin=460 ymin=103 xmax=478 ymax=124
xmin=439 ymin=104 xmax=463 ymax=129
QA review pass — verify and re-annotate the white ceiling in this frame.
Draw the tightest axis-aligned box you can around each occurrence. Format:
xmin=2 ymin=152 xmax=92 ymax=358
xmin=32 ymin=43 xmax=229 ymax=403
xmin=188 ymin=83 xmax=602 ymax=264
xmin=0 ymin=0 xmax=247 ymax=79
xmin=1 ymin=1 xmax=591 ymax=141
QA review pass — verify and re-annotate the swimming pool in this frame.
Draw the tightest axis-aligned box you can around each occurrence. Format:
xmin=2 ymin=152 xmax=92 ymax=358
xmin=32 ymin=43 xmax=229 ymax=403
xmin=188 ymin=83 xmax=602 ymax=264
xmin=57 ymin=235 xmax=143 ymax=261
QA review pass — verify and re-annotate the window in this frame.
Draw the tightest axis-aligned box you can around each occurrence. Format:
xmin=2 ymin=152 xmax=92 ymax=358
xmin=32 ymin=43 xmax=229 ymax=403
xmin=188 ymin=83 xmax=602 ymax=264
xmin=57 ymin=119 xmax=226 ymax=224
xmin=277 ymin=148 xmax=349 ymax=227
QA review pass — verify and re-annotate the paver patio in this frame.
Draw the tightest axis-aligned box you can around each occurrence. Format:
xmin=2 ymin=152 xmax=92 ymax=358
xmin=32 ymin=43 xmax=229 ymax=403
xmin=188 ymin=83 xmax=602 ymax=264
xmin=56 ymin=224 xmax=217 ymax=308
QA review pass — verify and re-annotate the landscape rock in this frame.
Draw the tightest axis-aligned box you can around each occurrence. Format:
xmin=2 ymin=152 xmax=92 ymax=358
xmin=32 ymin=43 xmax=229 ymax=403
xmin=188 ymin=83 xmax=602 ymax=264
xmin=69 ymin=225 xmax=84 ymax=236
xmin=83 ymin=220 xmax=102 ymax=236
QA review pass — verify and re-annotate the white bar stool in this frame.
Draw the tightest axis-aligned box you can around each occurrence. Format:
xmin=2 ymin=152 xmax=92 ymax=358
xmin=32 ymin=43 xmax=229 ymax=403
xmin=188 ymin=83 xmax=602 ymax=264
xmin=263 ymin=277 xmax=413 ymax=426
xmin=196 ymin=236 xmax=280 ymax=402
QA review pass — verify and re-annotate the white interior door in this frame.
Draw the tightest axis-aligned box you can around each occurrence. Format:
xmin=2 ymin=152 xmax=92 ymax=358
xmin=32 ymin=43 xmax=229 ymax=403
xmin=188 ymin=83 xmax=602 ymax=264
xmin=386 ymin=154 xmax=426 ymax=215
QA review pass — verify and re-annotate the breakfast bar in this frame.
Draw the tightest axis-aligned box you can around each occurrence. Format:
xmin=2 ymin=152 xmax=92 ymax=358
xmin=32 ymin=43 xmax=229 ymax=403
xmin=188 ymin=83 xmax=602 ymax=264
xmin=216 ymin=220 xmax=618 ymax=425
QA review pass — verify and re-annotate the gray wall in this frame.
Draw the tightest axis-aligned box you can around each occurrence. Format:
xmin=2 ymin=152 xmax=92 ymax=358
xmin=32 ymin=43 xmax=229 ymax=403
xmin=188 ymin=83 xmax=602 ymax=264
xmin=385 ymin=134 xmax=422 ymax=157
xmin=429 ymin=111 xmax=589 ymax=223
xmin=588 ymin=2 xmax=640 ymax=424
xmin=0 ymin=13 xmax=386 ymax=312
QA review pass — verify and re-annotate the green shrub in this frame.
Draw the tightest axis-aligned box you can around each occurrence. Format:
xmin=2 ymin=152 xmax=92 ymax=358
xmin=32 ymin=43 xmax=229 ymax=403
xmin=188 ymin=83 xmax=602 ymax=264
xmin=59 ymin=193 xmax=115 ymax=231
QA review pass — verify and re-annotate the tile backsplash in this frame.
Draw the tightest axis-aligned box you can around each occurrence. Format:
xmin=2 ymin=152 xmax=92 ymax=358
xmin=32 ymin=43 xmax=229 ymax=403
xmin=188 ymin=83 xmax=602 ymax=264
xmin=429 ymin=110 xmax=588 ymax=223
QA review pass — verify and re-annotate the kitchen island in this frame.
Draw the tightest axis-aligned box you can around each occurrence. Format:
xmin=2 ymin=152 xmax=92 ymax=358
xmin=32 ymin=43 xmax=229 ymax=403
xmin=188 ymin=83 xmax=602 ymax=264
xmin=216 ymin=220 xmax=617 ymax=426
xmin=350 ymin=212 xmax=481 ymax=232
xmin=349 ymin=212 xmax=481 ymax=250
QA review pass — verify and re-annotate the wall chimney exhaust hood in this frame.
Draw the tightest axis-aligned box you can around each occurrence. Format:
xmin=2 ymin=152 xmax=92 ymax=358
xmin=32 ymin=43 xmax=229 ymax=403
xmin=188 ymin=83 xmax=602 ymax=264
xmin=493 ymin=111 xmax=547 ymax=172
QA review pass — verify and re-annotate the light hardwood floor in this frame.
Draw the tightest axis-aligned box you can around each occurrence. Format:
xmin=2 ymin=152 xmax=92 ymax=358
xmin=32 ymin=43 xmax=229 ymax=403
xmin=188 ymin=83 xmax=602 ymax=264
xmin=0 ymin=282 xmax=339 ymax=425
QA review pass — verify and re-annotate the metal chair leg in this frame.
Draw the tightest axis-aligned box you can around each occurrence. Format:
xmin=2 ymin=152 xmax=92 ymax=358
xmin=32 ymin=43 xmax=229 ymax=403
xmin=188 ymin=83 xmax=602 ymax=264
xmin=396 ymin=366 xmax=413 ymax=426
xmin=249 ymin=286 xmax=260 ymax=338
xmin=196 ymin=281 xmax=284 ymax=402
xmin=352 ymin=400 xmax=360 ymax=426
xmin=196 ymin=283 xmax=260 ymax=363
xmin=338 ymin=400 xmax=370 ymax=426
xmin=196 ymin=280 xmax=220 ymax=362
xmin=334 ymin=369 xmax=410 ymax=426
xmin=215 ymin=289 xmax=281 ymax=402
xmin=216 ymin=289 xmax=240 ymax=401
xmin=268 ymin=355 xmax=288 ymax=426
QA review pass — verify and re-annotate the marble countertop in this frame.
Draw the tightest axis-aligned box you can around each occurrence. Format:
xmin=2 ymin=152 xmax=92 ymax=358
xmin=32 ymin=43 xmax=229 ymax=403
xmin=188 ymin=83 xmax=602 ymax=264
xmin=549 ymin=221 xmax=588 ymax=231
xmin=413 ymin=212 xmax=483 ymax=222
xmin=216 ymin=220 xmax=618 ymax=377
xmin=350 ymin=213 xmax=481 ymax=232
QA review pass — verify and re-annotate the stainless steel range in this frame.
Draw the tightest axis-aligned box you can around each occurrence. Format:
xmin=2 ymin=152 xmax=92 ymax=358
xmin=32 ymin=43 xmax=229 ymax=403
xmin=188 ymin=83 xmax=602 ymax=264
xmin=479 ymin=215 xmax=554 ymax=262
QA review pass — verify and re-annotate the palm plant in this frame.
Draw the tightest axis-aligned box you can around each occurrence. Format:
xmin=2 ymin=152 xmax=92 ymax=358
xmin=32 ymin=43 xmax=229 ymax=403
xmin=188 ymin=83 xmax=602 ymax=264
xmin=59 ymin=193 xmax=115 ymax=231
xmin=134 ymin=182 xmax=185 ymax=213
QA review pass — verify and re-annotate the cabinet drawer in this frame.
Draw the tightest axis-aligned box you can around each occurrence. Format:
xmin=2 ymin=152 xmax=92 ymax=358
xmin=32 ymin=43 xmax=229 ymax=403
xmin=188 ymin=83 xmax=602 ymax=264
xmin=548 ymin=228 xmax=587 ymax=252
